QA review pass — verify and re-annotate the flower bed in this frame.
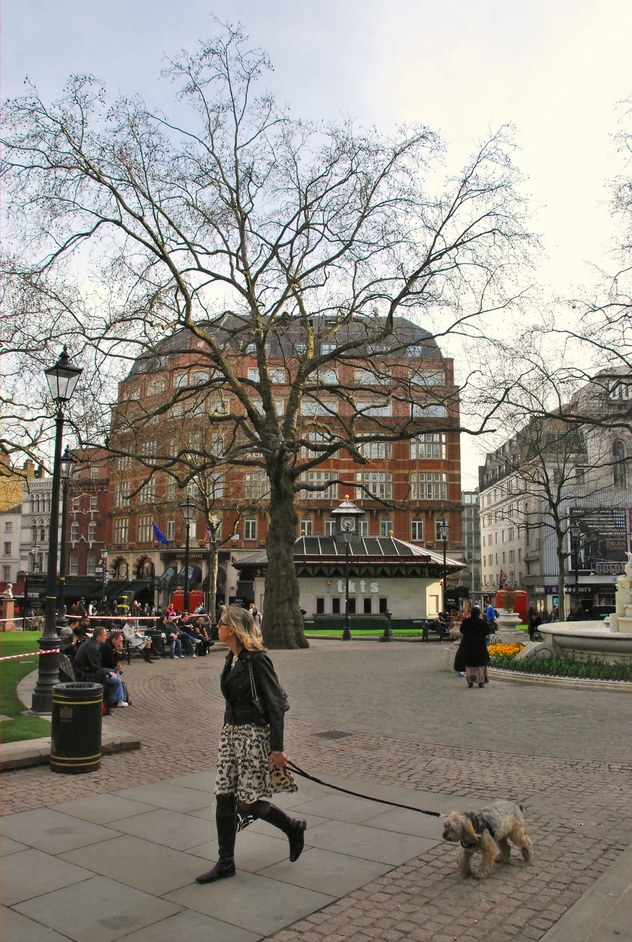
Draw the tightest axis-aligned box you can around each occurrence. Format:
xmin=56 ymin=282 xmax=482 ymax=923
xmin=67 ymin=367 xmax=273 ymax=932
xmin=487 ymin=642 xmax=524 ymax=658
xmin=489 ymin=652 xmax=632 ymax=682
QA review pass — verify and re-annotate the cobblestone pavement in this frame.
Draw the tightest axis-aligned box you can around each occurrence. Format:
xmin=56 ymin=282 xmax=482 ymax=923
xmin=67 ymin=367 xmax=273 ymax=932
xmin=3 ymin=640 xmax=632 ymax=942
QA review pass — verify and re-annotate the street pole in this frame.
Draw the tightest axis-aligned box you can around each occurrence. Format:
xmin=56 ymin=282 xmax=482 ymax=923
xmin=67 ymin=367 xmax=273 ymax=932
xmin=57 ymin=446 xmax=76 ymax=628
xmin=181 ymin=496 xmax=196 ymax=613
xmin=343 ymin=534 xmax=352 ymax=641
xmin=436 ymin=515 xmax=450 ymax=618
xmin=32 ymin=347 xmax=82 ymax=713
xmin=100 ymin=548 xmax=109 ymax=611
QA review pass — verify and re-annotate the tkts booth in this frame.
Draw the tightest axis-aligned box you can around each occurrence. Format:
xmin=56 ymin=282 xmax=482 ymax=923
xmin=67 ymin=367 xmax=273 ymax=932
xmin=233 ymin=502 xmax=464 ymax=630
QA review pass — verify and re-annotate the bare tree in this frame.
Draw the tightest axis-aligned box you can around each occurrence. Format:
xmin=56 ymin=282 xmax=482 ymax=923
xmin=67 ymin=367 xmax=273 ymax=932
xmin=2 ymin=25 xmax=534 ymax=646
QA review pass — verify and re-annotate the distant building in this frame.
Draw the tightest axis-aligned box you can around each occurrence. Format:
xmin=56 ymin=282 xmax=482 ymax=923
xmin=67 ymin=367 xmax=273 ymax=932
xmin=479 ymin=369 xmax=631 ymax=616
xmin=460 ymin=490 xmax=481 ymax=601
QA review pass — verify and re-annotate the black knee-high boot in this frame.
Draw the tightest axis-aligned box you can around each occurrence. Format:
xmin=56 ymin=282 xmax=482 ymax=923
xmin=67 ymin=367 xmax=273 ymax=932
xmin=196 ymin=794 xmax=237 ymax=883
xmin=243 ymin=800 xmax=306 ymax=862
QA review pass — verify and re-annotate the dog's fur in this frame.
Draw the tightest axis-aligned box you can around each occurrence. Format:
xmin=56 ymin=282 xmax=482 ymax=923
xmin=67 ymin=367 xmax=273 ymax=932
xmin=442 ymin=799 xmax=532 ymax=879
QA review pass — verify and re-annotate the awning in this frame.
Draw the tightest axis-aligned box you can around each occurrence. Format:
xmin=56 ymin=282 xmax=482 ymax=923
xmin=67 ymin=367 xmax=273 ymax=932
xmin=175 ymin=565 xmax=202 ymax=588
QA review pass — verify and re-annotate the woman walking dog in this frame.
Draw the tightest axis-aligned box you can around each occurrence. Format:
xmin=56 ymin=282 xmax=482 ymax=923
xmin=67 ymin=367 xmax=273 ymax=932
xmin=196 ymin=605 xmax=306 ymax=884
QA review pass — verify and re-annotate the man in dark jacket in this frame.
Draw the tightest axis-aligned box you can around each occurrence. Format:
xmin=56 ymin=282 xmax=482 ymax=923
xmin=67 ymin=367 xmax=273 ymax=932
xmin=75 ymin=625 xmax=128 ymax=708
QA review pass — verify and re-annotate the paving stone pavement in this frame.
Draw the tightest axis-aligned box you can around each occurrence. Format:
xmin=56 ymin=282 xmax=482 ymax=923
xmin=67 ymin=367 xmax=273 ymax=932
xmin=2 ymin=639 xmax=631 ymax=942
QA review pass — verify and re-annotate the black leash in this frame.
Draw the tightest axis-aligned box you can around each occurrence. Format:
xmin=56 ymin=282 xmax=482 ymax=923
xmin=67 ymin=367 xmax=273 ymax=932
xmin=287 ymin=760 xmax=445 ymax=818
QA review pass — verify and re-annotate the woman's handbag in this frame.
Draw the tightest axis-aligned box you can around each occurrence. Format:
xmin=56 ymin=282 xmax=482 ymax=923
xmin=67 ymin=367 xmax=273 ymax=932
xmin=247 ymin=658 xmax=290 ymax=719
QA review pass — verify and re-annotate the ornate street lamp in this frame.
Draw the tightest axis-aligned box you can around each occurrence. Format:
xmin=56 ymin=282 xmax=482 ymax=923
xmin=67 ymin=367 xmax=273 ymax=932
xmin=181 ymin=496 xmax=197 ymax=613
xmin=100 ymin=548 xmax=109 ymax=611
xmin=32 ymin=347 xmax=82 ymax=713
xmin=570 ymin=522 xmax=580 ymax=620
xmin=437 ymin=515 xmax=449 ymax=618
xmin=331 ymin=498 xmax=365 ymax=641
xmin=57 ymin=445 xmax=77 ymax=627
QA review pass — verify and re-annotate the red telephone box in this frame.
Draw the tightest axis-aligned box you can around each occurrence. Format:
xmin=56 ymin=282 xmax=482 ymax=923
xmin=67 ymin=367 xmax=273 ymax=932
xmin=171 ymin=589 xmax=204 ymax=613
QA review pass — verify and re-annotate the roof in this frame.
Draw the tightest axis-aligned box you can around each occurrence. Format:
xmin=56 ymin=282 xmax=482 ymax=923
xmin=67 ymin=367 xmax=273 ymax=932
xmin=233 ymin=535 xmax=464 ymax=572
xmin=129 ymin=313 xmax=444 ymax=377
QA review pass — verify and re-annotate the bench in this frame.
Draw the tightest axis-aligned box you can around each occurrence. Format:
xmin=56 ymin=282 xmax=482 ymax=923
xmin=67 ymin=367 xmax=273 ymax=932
xmin=412 ymin=618 xmax=448 ymax=643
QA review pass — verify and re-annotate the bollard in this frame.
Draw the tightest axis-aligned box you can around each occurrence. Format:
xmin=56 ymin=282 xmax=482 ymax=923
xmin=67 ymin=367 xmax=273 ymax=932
xmin=50 ymin=682 xmax=103 ymax=774
xmin=379 ymin=610 xmax=394 ymax=642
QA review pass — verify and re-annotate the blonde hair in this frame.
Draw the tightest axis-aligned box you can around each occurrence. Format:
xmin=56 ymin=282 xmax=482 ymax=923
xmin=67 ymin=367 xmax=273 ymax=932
xmin=222 ymin=604 xmax=265 ymax=652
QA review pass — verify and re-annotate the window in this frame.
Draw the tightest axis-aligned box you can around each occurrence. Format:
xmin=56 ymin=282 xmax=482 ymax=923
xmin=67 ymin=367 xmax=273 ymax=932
xmin=114 ymin=480 xmax=130 ymax=507
xmin=300 ymin=431 xmax=329 ymax=458
xmin=380 ymin=517 xmax=393 ymax=537
xmin=300 ymin=518 xmax=313 ymax=536
xmin=87 ymin=521 xmax=97 ymax=543
xmin=90 ymin=496 xmax=98 ymax=511
xmin=325 ymin=517 xmax=337 ymax=536
xmin=167 ymin=477 xmax=178 ymax=501
xmin=413 ymin=369 xmax=445 ymax=386
xmin=359 ymin=441 xmax=392 ymax=460
xmin=359 ymin=400 xmax=391 ymax=417
xmin=354 ymin=368 xmax=378 ymax=385
xmin=411 ymin=518 xmax=424 ymax=541
xmin=301 ymin=471 xmax=336 ymax=499
xmin=167 ymin=516 xmax=175 ymax=541
xmin=363 ymin=598 xmax=372 ymax=614
xmin=332 ymin=597 xmax=341 ymax=614
xmin=4 ymin=522 xmax=13 ymax=533
xmin=147 ymin=378 xmax=165 ymax=396
xmin=114 ymin=517 xmax=129 ymax=544
xmin=355 ymin=471 xmax=393 ymax=500
xmin=118 ymin=456 xmax=132 ymax=471
xmin=359 ymin=519 xmax=368 ymax=537
xmin=3 ymin=566 xmax=10 ymax=581
xmin=319 ymin=368 xmax=337 ymax=384
xmin=301 ymin=399 xmax=336 ymax=416
xmin=412 ymin=403 xmax=447 ymax=418
xmin=86 ymin=555 xmax=96 ymax=576
xmin=436 ymin=519 xmax=450 ymax=542
xmin=270 ymin=368 xmax=286 ymax=384
xmin=248 ymin=367 xmax=260 ymax=382
xmin=316 ymin=597 xmax=325 ymax=614
xmin=175 ymin=372 xmax=189 ymax=388
xmin=191 ymin=371 xmax=208 ymax=386
xmin=244 ymin=471 xmax=268 ymax=501
xmin=31 ymin=522 xmax=37 ymax=544
xmin=613 ymin=440 xmax=627 ymax=487
xmin=410 ymin=472 xmax=448 ymax=500
xmin=72 ymin=497 xmax=81 ymax=512
xmin=69 ymin=554 xmax=79 ymax=576
xmin=3 ymin=542 xmax=11 ymax=555
xmin=410 ymin=433 xmax=447 ymax=460
xmin=320 ymin=342 xmax=337 ymax=355
xmin=139 ymin=477 xmax=156 ymax=503
xmin=70 ymin=522 xmax=80 ymax=542
xmin=244 ymin=517 xmax=257 ymax=541
xmin=137 ymin=516 xmax=153 ymax=543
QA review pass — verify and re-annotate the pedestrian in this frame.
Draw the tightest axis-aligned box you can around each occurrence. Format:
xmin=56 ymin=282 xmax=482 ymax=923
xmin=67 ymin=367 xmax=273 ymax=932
xmin=527 ymin=607 xmax=542 ymax=642
xmin=459 ymin=605 xmax=490 ymax=688
xmin=196 ymin=604 xmax=305 ymax=884
xmin=249 ymin=602 xmax=262 ymax=629
xmin=485 ymin=601 xmax=497 ymax=634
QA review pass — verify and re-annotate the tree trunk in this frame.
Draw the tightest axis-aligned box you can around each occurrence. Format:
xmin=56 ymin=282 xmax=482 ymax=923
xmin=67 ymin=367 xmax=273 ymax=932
xmin=262 ymin=458 xmax=308 ymax=649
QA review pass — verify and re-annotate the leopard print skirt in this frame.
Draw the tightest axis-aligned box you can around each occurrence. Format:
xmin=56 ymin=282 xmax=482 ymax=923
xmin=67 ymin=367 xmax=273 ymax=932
xmin=215 ymin=723 xmax=298 ymax=802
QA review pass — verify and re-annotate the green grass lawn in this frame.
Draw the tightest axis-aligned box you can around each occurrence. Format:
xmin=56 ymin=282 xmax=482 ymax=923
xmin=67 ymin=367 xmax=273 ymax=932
xmin=305 ymin=629 xmax=427 ymax=638
xmin=0 ymin=631 xmax=53 ymax=744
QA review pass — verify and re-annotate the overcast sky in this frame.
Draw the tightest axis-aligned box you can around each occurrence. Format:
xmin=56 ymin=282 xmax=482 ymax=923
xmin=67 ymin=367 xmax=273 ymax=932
xmin=3 ymin=0 xmax=631 ymax=483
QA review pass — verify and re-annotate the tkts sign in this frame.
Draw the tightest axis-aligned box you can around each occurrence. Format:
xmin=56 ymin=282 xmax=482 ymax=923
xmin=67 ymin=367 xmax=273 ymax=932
xmin=570 ymin=508 xmax=628 ymax=576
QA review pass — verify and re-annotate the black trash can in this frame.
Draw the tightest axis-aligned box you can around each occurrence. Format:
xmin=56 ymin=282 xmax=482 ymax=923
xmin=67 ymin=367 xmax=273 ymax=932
xmin=50 ymin=682 xmax=103 ymax=774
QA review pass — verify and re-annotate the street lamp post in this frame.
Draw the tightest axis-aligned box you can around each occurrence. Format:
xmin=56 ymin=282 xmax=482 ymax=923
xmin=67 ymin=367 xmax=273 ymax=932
xmin=32 ymin=347 xmax=82 ymax=713
xmin=181 ymin=496 xmax=197 ymax=613
xmin=57 ymin=446 xmax=77 ymax=628
xmin=437 ymin=515 xmax=449 ymax=620
xmin=331 ymin=498 xmax=365 ymax=642
xmin=570 ymin=523 xmax=580 ymax=620
xmin=100 ymin=548 xmax=109 ymax=611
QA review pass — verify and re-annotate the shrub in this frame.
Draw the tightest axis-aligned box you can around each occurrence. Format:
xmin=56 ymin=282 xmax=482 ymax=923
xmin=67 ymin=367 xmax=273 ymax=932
xmin=488 ymin=654 xmax=632 ymax=682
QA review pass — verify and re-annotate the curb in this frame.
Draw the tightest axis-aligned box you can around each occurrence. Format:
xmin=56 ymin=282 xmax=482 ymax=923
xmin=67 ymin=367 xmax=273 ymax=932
xmin=488 ymin=668 xmax=632 ymax=693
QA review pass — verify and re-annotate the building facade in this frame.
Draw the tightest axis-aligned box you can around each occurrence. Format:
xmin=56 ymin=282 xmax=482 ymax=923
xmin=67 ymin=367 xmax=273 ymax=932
xmin=479 ymin=369 xmax=632 ymax=616
xmin=104 ymin=315 xmax=464 ymax=615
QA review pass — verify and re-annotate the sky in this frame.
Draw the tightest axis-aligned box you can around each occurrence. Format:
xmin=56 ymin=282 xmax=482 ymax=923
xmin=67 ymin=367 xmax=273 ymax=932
xmin=3 ymin=0 xmax=631 ymax=484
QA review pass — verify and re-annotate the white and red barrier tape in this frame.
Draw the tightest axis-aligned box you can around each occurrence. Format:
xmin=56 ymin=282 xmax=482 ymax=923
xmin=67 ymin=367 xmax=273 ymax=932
xmin=0 ymin=649 xmax=59 ymax=661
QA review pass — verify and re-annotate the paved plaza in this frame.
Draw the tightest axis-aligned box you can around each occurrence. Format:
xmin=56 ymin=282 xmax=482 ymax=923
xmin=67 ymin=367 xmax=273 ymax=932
xmin=2 ymin=639 xmax=631 ymax=941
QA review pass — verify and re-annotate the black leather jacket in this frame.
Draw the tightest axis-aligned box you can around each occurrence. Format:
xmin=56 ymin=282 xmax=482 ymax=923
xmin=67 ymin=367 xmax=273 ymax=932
xmin=221 ymin=650 xmax=286 ymax=752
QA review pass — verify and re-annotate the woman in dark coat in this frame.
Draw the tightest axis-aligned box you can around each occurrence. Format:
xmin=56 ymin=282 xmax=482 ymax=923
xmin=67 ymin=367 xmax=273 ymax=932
xmin=459 ymin=605 xmax=490 ymax=688
xmin=196 ymin=605 xmax=305 ymax=884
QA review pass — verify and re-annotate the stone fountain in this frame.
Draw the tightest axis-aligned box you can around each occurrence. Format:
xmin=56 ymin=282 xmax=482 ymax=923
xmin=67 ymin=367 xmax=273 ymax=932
xmin=534 ymin=554 xmax=632 ymax=664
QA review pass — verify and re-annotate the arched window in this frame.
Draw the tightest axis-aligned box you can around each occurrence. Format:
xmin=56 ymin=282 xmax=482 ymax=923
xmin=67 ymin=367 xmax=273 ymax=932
xmin=87 ymin=521 xmax=97 ymax=543
xmin=380 ymin=516 xmax=393 ymax=537
xmin=300 ymin=517 xmax=313 ymax=537
xmin=613 ymin=440 xmax=627 ymax=487
xmin=411 ymin=518 xmax=424 ymax=541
